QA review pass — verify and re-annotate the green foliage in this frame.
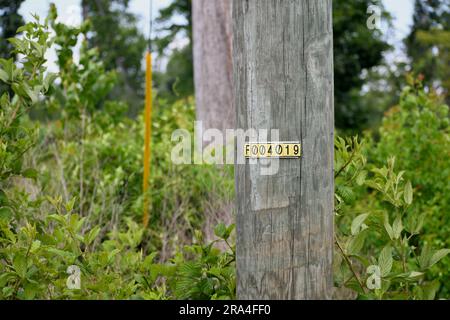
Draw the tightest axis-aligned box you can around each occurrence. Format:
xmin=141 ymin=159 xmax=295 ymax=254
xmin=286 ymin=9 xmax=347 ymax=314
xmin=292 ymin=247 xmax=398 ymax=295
xmin=335 ymin=136 xmax=449 ymax=299
xmin=0 ymin=194 xmax=235 ymax=299
xmin=47 ymin=4 xmax=117 ymax=120
xmin=333 ymin=0 xmax=392 ymax=130
xmin=0 ymin=11 xmax=235 ymax=300
xmin=0 ymin=16 xmax=54 ymax=196
xmin=354 ymin=0 xmax=449 ymax=135
xmin=0 ymin=0 xmax=25 ymax=96
xmin=80 ymin=0 xmax=147 ymax=115
xmin=153 ymin=45 xmax=194 ymax=102
xmin=0 ymin=1 xmax=25 ymax=60
xmin=152 ymin=0 xmax=194 ymax=101
xmin=153 ymin=0 xmax=192 ymax=55
xmin=163 ymin=224 xmax=235 ymax=300
xmin=415 ymin=29 xmax=450 ymax=101
xmin=33 ymin=8 xmax=233 ymax=259
xmin=334 ymin=84 xmax=450 ymax=299
xmin=365 ymin=80 xmax=450 ymax=297
xmin=405 ymin=0 xmax=449 ymax=102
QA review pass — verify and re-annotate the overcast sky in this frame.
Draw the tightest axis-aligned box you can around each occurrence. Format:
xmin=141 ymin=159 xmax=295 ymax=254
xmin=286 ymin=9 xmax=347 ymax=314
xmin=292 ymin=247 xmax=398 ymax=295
xmin=19 ymin=0 xmax=415 ymax=72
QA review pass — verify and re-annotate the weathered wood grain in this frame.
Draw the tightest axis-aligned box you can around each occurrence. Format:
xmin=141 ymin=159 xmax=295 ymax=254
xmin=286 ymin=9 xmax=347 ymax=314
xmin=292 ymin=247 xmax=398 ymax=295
xmin=193 ymin=0 xmax=234 ymax=137
xmin=233 ymin=0 xmax=334 ymax=299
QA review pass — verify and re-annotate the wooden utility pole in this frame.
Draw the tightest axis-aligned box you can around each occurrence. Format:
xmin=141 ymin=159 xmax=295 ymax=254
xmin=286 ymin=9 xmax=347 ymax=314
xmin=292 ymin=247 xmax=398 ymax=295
xmin=233 ymin=0 xmax=334 ymax=299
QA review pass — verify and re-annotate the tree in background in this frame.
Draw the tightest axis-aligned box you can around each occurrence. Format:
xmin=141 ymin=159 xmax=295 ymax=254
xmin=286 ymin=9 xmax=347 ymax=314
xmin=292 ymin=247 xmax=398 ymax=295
xmin=153 ymin=0 xmax=234 ymax=138
xmin=0 ymin=0 xmax=25 ymax=59
xmin=405 ymin=0 xmax=449 ymax=102
xmin=153 ymin=44 xmax=194 ymax=102
xmin=153 ymin=0 xmax=193 ymax=102
xmin=81 ymin=0 xmax=147 ymax=115
xmin=154 ymin=0 xmax=192 ymax=53
xmin=154 ymin=0 xmax=391 ymax=132
xmin=333 ymin=0 xmax=391 ymax=130
xmin=0 ymin=0 xmax=25 ymax=95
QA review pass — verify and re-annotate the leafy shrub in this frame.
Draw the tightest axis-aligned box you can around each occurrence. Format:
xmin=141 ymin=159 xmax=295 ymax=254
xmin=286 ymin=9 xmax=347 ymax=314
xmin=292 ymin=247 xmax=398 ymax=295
xmin=0 ymin=12 xmax=235 ymax=300
xmin=30 ymin=7 xmax=234 ymax=258
xmin=0 ymin=194 xmax=235 ymax=299
xmin=0 ymin=16 xmax=54 ymax=205
xmin=335 ymin=137 xmax=448 ymax=299
xmin=365 ymin=78 xmax=450 ymax=297
xmin=163 ymin=223 xmax=235 ymax=300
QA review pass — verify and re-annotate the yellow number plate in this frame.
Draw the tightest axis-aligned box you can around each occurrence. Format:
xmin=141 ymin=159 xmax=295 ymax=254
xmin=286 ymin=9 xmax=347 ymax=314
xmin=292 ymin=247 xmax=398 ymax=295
xmin=244 ymin=142 xmax=301 ymax=158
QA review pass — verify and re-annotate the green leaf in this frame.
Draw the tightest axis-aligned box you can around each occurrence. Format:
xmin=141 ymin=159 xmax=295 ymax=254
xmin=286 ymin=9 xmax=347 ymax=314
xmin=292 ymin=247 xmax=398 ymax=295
xmin=30 ymin=41 xmax=43 ymax=58
xmin=24 ymin=85 xmax=40 ymax=104
xmin=356 ymin=170 xmax=367 ymax=186
xmin=429 ymin=249 xmax=450 ymax=268
xmin=414 ymin=212 xmax=426 ymax=234
xmin=44 ymin=72 xmax=58 ymax=91
xmin=142 ymin=252 xmax=158 ymax=269
xmin=383 ymin=213 xmax=394 ymax=240
xmin=84 ymin=226 xmax=100 ymax=245
xmin=407 ymin=271 xmax=424 ymax=279
xmin=46 ymin=247 xmax=76 ymax=260
xmin=22 ymin=168 xmax=38 ymax=180
xmin=13 ymin=253 xmax=27 ymax=278
xmin=373 ymin=166 xmax=389 ymax=179
xmin=2 ymin=286 xmax=14 ymax=298
xmin=351 ymin=213 xmax=369 ymax=235
xmin=30 ymin=240 xmax=41 ymax=253
xmin=378 ymin=246 xmax=393 ymax=277
xmin=418 ymin=243 xmax=433 ymax=270
xmin=23 ymin=283 xmax=38 ymax=300
xmin=0 ymin=58 xmax=14 ymax=81
xmin=351 ymin=254 xmax=370 ymax=268
xmin=47 ymin=214 xmax=66 ymax=225
xmin=0 ymin=189 xmax=8 ymax=205
xmin=214 ymin=223 xmax=227 ymax=239
xmin=395 ymin=171 xmax=405 ymax=185
xmin=391 ymin=271 xmax=423 ymax=280
xmin=347 ymin=231 xmax=367 ymax=255
xmin=421 ymin=280 xmax=440 ymax=300
xmin=69 ymin=214 xmax=85 ymax=232
xmin=404 ymin=211 xmax=426 ymax=234
xmin=392 ymin=215 xmax=403 ymax=240
xmin=0 ymin=68 xmax=8 ymax=83
xmin=345 ymin=278 xmax=366 ymax=295
xmin=8 ymin=37 xmax=26 ymax=52
xmin=30 ymin=13 xmax=40 ymax=22
xmin=0 ymin=207 xmax=13 ymax=221
xmin=11 ymin=82 xmax=24 ymax=97
xmin=64 ymin=198 xmax=76 ymax=213
xmin=107 ymin=248 xmax=121 ymax=262
xmin=404 ymin=181 xmax=413 ymax=205
xmin=226 ymin=224 xmax=235 ymax=239
xmin=16 ymin=25 xmax=32 ymax=34
xmin=0 ymin=272 xmax=15 ymax=287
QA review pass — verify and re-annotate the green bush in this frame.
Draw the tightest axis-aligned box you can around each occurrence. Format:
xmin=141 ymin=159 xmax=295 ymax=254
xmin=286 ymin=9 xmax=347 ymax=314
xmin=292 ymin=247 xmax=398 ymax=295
xmin=0 ymin=11 xmax=235 ymax=300
xmin=0 ymin=195 xmax=235 ymax=299
xmin=335 ymin=137 xmax=448 ymax=299
xmin=31 ymin=8 xmax=234 ymax=257
xmin=366 ymin=79 xmax=450 ymax=297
